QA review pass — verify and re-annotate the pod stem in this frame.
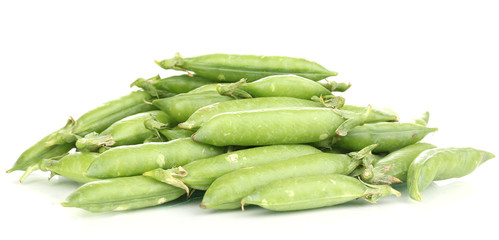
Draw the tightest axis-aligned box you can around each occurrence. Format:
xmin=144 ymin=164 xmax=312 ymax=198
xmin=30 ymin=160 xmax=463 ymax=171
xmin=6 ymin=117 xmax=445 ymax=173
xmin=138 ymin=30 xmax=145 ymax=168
xmin=362 ymin=181 xmax=402 ymax=203
xmin=311 ymin=95 xmax=345 ymax=109
xmin=144 ymin=116 xmax=171 ymax=140
xmin=155 ymin=53 xmax=185 ymax=71
xmin=44 ymin=117 xmax=77 ymax=147
xmin=216 ymin=78 xmax=253 ymax=99
xmin=333 ymin=105 xmax=372 ymax=136
xmin=130 ymin=75 xmax=166 ymax=98
xmin=75 ymin=132 xmax=115 ymax=152
xmin=349 ymin=144 xmax=402 ymax=185
xmin=143 ymin=167 xmax=190 ymax=196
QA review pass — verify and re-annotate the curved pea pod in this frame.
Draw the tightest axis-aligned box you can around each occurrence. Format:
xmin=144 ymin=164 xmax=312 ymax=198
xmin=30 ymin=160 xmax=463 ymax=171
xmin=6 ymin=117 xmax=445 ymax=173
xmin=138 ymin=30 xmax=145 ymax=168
xmin=242 ymin=174 xmax=400 ymax=211
xmin=333 ymin=122 xmax=438 ymax=153
xmin=178 ymin=97 xmax=322 ymax=130
xmin=61 ymin=176 xmax=186 ymax=213
xmin=192 ymin=107 xmax=370 ymax=147
xmin=341 ymin=105 xmax=399 ymax=123
xmin=152 ymin=91 xmax=233 ymax=123
xmin=85 ymin=138 xmax=225 ymax=179
xmin=217 ymin=75 xmax=337 ymax=100
xmin=407 ymin=147 xmax=495 ymax=201
xmin=371 ymin=143 xmax=437 ymax=183
xmin=143 ymin=145 xmax=321 ymax=193
xmin=200 ymin=146 xmax=376 ymax=210
xmin=21 ymin=152 xmax=101 ymax=183
xmin=158 ymin=127 xmax=195 ymax=141
xmin=76 ymin=110 xmax=175 ymax=152
xmin=156 ymin=53 xmax=337 ymax=82
xmin=131 ymin=74 xmax=216 ymax=98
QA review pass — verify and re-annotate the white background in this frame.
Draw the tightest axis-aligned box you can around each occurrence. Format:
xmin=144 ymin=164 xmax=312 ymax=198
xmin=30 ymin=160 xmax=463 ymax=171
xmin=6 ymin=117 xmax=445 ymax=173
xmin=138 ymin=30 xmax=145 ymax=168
xmin=1 ymin=0 xmax=498 ymax=239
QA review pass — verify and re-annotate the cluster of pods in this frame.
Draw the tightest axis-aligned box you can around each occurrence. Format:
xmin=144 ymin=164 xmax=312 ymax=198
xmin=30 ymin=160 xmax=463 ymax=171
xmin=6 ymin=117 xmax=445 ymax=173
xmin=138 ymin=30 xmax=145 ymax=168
xmin=9 ymin=53 xmax=495 ymax=212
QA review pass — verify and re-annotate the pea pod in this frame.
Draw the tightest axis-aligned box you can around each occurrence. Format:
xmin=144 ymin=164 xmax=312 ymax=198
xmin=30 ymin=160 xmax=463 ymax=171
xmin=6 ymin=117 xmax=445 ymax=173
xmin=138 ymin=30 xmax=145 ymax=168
xmin=76 ymin=110 xmax=175 ymax=152
xmin=200 ymin=146 xmax=376 ymax=210
xmin=333 ymin=122 xmax=438 ymax=153
xmin=19 ymin=152 xmax=100 ymax=183
xmin=217 ymin=75 xmax=338 ymax=100
xmin=152 ymin=91 xmax=233 ymax=123
xmin=143 ymin=145 xmax=321 ymax=192
xmin=131 ymin=74 xmax=216 ymax=98
xmin=85 ymin=138 xmax=225 ymax=179
xmin=192 ymin=107 xmax=370 ymax=147
xmin=178 ymin=97 xmax=322 ymax=130
xmin=61 ymin=176 xmax=186 ymax=213
xmin=156 ymin=53 xmax=337 ymax=82
xmin=242 ymin=174 xmax=400 ymax=211
xmin=341 ymin=105 xmax=399 ymax=123
xmin=372 ymin=143 xmax=437 ymax=183
xmin=407 ymin=147 xmax=495 ymax=201
xmin=187 ymin=83 xmax=229 ymax=94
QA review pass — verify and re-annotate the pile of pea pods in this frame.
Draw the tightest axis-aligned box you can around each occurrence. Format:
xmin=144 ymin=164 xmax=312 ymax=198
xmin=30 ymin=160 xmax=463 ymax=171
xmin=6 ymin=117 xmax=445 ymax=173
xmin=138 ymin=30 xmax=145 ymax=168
xmin=9 ymin=53 xmax=495 ymax=212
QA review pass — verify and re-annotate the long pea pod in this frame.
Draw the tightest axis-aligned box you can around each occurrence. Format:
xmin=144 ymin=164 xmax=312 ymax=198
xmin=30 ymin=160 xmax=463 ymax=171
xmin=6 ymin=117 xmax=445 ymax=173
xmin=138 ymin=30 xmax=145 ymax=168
xmin=242 ymin=174 xmax=400 ymax=211
xmin=178 ymin=97 xmax=322 ymax=130
xmin=75 ymin=110 xmax=175 ymax=152
xmin=216 ymin=75 xmax=339 ymax=100
xmin=156 ymin=53 xmax=337 ymax=82
xmin=85 ymin=138 xmax=225 ymax=179
xmin=407 ymin=147 xmax=495 ymax=201
xmin=192 ymin=107 xmax=372 ymax=147
xmin=131 ymin=74 xmax=216 ymax=98
xmin=20 ymin=152 xmax=100 ymax=183
xmin=61 ymin=176 xmax=186 ymax=213
xmin=200 ymin=145 xmax=377 ymax=210
xmin=143 ymin=145 xmax=322 ymax=193
xmin=152 ymin=91 xmax=233 ymax=123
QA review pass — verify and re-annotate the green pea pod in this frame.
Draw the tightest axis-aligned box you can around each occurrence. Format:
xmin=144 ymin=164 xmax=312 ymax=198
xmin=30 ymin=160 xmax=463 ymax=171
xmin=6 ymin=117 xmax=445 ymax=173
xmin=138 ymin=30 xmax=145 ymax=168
xmin=341 ymin=105 xmax=399 ymax=123
xmin=200 ymin=146 xmax=376 ymax=210
xmin=156 ymin=53 xmax=337 ymax=82
xmin=178 ymin=97 xmax=322 ymax=130
xmin=333 ymin=122 xmax=438 ymax=153
xmin=85 ymin=138 xmax=225 ymax=179
xmin=61 ymin=176 xmax=186 ymax=213
xmin=143 ymin=145 xmax=322 ymax=193
xmin=217 ymin=75 xmax=337 ymax=100
xmin=20 ymin=152 xmax=101 ymax=183
xmin=131 ymin=74 xmax=216 ymax=98
xmin=407 ymin=147 xmax=495 ymax=201
xmin=158 ymin=127 xmax=195 ymax=141
xmin=187 ymin=83 xmax=229 ymax=94
xmin=152 ymin=91 xmax=233 ymax=123
xmin=192 ymin=107 xmax=370 ymax=147
xmin=75 ymin=111 xmax=175 ymax=152
xmin=242 ymin=174 xmax=400 ymax=211
xmin=373 ymin=143 xmax=437 ymax=183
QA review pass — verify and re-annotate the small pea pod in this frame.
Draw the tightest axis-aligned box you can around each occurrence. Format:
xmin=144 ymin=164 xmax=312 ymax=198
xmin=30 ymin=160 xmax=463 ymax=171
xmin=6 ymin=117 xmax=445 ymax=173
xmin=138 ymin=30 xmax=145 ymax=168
xmin=152 ymin=91 xmax=233 ymax=123
xmin=217 ymin=76 xmax=340 ymax=100
xmin=85 ymin=138 xmax=225 ymax=179
xmin=200 ymin=145 xmax=376 ymax=210
xmin=192 ymin=107 xmax=371 ymax=147
xmin=372 ymin=142 xmax=437 ymax=183
xmin=143 ymin=145 xmax=322 ymax=193
xmin=242 ymin=174 xmax=400 ymax=211
xmin=333 ymin=122 xmax=438 ymax=153
xmin=75 ymin=111 xmax=175 ymax=152
xmin=61 ymin=176 xmax=186 ymax=213
xmin=156 ymin=53 xmax=337 ymax=82
xmin=19 ymin=152 xmax=101 ymax=183
xmin=407 ymin=147 xmax=495 ymax=201
xmin=131 ymin=74 xmax=216 ymax=98
xmin=178 ymin=97 xmax=322 ymax=130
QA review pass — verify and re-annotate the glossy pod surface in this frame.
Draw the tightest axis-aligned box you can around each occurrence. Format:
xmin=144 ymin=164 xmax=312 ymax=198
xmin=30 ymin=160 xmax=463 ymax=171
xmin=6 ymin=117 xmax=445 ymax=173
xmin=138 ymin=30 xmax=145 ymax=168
xmin=85 ymin=138 xmax=225 ymax=178
xmin=61 ymin=176 xmax=185 ymax=212
xmin=156 ymin=53 xmax=337 ymax=82
xmin=242 ymin=174 xmax=399 ymax=211
xmin=41 ymin=152 xmax=100 ymax=183
xmin=144 ymin=145 xmax=321 ymax=191
xmin=152 ymin=91 xmax=233 ymax=123
xmin=374 ymin=143 xmax=437 ymax=182
xmin=179 ymin=97 xmax=321 ymax=130
xmin=201 ymin=152 xmax=360 ymax=209
xmin=192 ymin=107 xmax=346 ymax=146
xmin=333 ymin=122 xmax=438 ymax=153
xmin=131 ymin=74 xmax=216 ymax=97
xmin=407 ymin=147 xmax=495 ymax=201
